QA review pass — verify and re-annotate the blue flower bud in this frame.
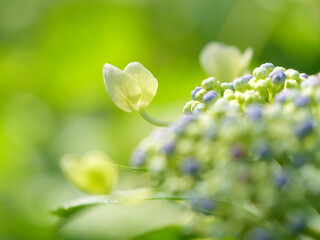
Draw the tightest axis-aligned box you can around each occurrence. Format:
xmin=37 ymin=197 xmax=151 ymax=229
xmin=190 ymin=198 xmax=215 ymax=214
xmin=246 ymin=104 xmax=263 ymax=120
xmin=270 ymin=69 xmax=286 ymax=84
xmin=295 ymin=120 xmax=314 ymax=139
xmin=171 ymin=115 xmax=194 ymax=134
xmin=131 ymin=149 xmax=147 ymax=166
xmin=229 ymin=82 xmax=235 ymax=91
xmin=162 ymin=142 xmax=175 ymax=155
xmin=258 ymin=145 xmax=272 ymax=159
xmin=300 ymin=73 xmax=309 ymax=79
xmin=294 ymin=96 xmax=310 ymax=107
xmin=244 ymin=74 xmax=254 ymax=81
xmin=181 ymin=158 xmax=199 ymax=175
xmin=193 ymin=103 xmax=206 ymax=114
xmin=301 ymin=76 xmax=320 ymax=88
xmin=292 ymin=153 xmax=308 ymax=167
xmin=191 ymin=87 xmax=202 ymax=100
xmin=195 ymin=89 xmax=208 ymax=101
xmin=275 ymin=171 xmax=288 ymax=188
xmin=260 ymin=63 xmax=274 ymax=73
xmin=234 ymin=76 xmax=249 ymax=91
xmin=253 ymin=67 xmax=269 ymax=79
xmin=203 ymin=90 xmax=219 ymax=105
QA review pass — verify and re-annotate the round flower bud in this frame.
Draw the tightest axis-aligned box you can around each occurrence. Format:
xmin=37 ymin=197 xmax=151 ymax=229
xmin=162 ymin=142 xmax=175 ymax=155
xmin=300 ymin=73 xmax=309 ymax=79
xmin=244 ymin=90 xmax=263 ymax=104
xmin=194 ymin=89 xmax=208 ymax=101
xmin=294 ymin=96 xmax=310 ymax=107
xmin=269 ymin=69 xmax=286 ymax=85
xmin=234 ymin=76 xmax=249 ymax=91
xmin=183 ymin=101 xmax=193 ymax=113
xmin=203 ymin=90 xmax=219 ymax=105
xmin=235 ymin=91 xmax=245 ymax=104
xmin=253 ymin=67 xmax=269 ymax=79
xmin=221 ymin=82 xmax=230 ymax=92
xmin=180 ymin=158 xmax=199 ymax=175
xmin=191 ymin=101 xmax=201 ymax=111
xmin=191 ymin=87 xmax=202 ymax=100
xmin=223 ymin=89 xmax=236 ymax=100
xmin=274 ymin=66 xmax=286 ymax=72
xmin=201 ymin=77 xmax=221 ymax=91
xmin=285 ymin=79 xmax=299 ymax=89
xmin=275 ymin=171 xmax=288 ymax=188
xmin=131 ymin=149 xmax=147 ymax=166
xmin=246 ymin=104 xmax=263 ymax=120
xmin=260 ymin=63 xmax=274 ymax=73
xmin=285 ymin=69 xmax=300 ymax=81
xmin=301 ymin=76 xmax=320 ymax=88
xmin=193 ymin=103 xmax=206 ymax=114
xmin=295 ymin=120 xmax=314 ymax=139
xmin=229 ymin=82 xmax=235 ymax=91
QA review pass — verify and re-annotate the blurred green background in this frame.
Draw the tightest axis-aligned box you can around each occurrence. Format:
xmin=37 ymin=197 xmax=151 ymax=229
xmin=0 ymin=0 xmax=320 ymax=239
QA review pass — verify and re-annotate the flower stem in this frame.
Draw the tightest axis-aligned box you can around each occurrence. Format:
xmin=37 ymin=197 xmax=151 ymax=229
xmin=139 ymin=110 xmax=172 ymax=127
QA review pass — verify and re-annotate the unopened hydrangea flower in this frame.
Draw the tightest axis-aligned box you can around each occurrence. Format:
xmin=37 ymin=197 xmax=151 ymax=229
xmin=132 ymin=65 xmax=320 ymax=239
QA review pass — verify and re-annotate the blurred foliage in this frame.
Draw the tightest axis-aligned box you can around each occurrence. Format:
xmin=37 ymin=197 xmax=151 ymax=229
xmin=0 ymin=0 xmax=319 ymax=239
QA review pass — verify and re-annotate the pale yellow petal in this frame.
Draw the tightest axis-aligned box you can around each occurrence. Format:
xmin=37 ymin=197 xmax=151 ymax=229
xmin=60 ymin=151 xmax=118 ymax=195
xmin=103 ymin=63 xmax=141 ymax=112
xmin=200 ymin=42 xmax=253 ymax=83
xmin=124 ymin=62 xmax=158 ymax=111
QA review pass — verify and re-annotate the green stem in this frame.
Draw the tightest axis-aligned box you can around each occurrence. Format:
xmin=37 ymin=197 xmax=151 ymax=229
xmin=139 ymin=110 xmax=172 ymax=127
xmin=304 ymin=226 xmax=320 ymax=240
xmin=104 ymin=162 xmax=148 ymax=172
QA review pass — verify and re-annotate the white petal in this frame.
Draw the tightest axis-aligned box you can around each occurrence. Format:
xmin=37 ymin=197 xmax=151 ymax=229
xmin=103 ymin=63 xmax=141 ymax=112
xmin=124 ymin=62 xmax=158 ymax=111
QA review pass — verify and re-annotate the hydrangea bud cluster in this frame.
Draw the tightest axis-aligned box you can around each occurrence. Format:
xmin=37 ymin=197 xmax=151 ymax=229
xmin=183 ymin=63 xmax=309 ymax=114
xmin=131 ymin=66 xmax=320 ymax=239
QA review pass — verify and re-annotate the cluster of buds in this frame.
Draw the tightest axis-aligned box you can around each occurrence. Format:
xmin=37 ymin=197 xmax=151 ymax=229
xmin=183 ymin=63 xmax=310 ymax=114
xmin=132 ymin=66 xmax=320 ymax=239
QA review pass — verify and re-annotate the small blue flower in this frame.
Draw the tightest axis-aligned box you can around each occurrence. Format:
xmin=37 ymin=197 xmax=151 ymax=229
xmin=246 ymin=105 xmax=263 ymax=120
xmin=233 ymin=76 xmax=249 ymax=90
xmin=191 ymin=87 xmax=202 ymax=100
xmin=295 ymin=120 xmax=314 ymax=139
xmin=203 ymin=90 xmax=219 ymax=104
xmin=294 ymin=96 xmax=310 ymax=107
xmin=269 ymin=69 xmax=286 ymax=84
xmin=131 ymin=149 xmax=147 ymax=166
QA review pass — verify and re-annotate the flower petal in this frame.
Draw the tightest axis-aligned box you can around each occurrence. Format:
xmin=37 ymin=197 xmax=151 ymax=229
xmin=103 ymin=63 xmax=141 ymax=112
xmin=60 ymin=151 xmax=118 ymax=195
xmin=200 ymin=42 xmax=253 ymax=83
xmin=124 ymin=62 xmax=158 ymax=111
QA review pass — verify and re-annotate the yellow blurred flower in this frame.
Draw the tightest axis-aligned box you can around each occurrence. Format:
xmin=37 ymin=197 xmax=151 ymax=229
xmin=200 ymin=42 xmax=253 ymax=83
xmin=103 ymin=62 xmax=158 ymax=112
xmin=60 ymin=150 xmax=118 ymax=195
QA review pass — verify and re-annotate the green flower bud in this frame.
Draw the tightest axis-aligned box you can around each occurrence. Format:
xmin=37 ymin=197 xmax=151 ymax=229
xmin=285 ymin=69 xmax=300 ymax=81
xmin=285 ymin=79 xmax=299 ymax=89
xmin=235 ymin=91 xmax=245 ymax=104
xmin=223 ymin=89 xmax=236 ymax=100
xmin=244 ymin=90 xmax=263 ymax=104
xmin=60 ymin=151 xmax=118 ymax=195
xmin=195 ymin=89 xmax=208 ymax=101
xmin=253 ymin=67 xmax=268 ymax=79
xmin=221 ymin=82 xmax=230 ymax=92
xmin=191 ymin=101 xmax=201 ymax=111
xmin=183 ymin=101 xmax=193 ymax=113
xmin=201 ymin=77 xmax=221 ymax=91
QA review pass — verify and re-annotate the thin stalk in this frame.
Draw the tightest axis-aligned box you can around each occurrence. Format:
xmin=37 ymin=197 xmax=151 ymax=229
xmin=139 ymin=110 xmax=172 ymax=127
